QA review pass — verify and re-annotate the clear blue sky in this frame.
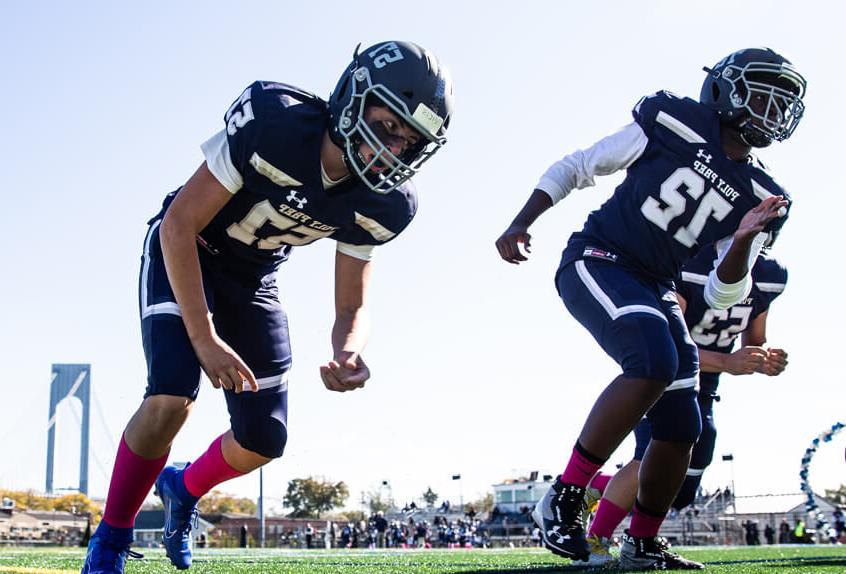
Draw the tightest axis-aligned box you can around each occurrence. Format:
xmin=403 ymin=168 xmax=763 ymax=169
xmin=1 ymin=1 xmax=844 ymax=514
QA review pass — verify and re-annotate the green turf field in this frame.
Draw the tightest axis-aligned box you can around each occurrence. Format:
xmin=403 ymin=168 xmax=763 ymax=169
xmin=1 ymin=545 xmax=844 ymax=573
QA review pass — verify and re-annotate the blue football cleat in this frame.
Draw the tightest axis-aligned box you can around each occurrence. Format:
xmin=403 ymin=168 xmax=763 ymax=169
xmin=155 ymin=465 xmax=200 ymax=570
xmin=80 ymin=522 xmax=142 ymax=574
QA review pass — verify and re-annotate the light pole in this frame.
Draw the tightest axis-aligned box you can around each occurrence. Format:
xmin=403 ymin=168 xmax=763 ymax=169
xmin=258 ymin=468 xmax=265 ymax=548
xmin=452 ymin=474 xmax=463 ymax=514
xmin=721 ymin=453 xmax=736 ymax=512
xmin=380 ymin=480 xmax=394 ymax=511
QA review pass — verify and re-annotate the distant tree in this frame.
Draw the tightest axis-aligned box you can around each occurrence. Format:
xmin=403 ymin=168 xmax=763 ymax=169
xmin=422 ymin=487 xmax=439 ymax=508
xmin=825 ymin=484 xmax=846 ymax=505
xmin=53 ymin=493 xmax=101 ymax=516
xmin=197 ymin=491 xmax=257 ymax=515
xmin=0 ymin=490 xmax=52 ymax=510
xmin=469 ymin=493 xmax=494 ymax=514
xmin=337 ymin=510 xmax=366 ymax=523
xmin=366 ymin=491 xmax=390 ymax=514
xmin=284 ymin=477 xmax=349 ymax=518
xmin=0 ymin=490 xmax=103 ymax=524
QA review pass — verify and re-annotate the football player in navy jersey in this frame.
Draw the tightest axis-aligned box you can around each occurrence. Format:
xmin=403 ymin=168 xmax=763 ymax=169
xmin=495 ymin=47 xmax=804 ymax=570
xmin=582 ymin=243 xmax=788 ymax=567
xmin=82 ymin=41 xmax=453 ymax=573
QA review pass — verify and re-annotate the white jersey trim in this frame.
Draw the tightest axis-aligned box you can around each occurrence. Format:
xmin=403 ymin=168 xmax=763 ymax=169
xmin=655 ymin=111 xmax=707 ymax=144
xmin=250 ymin=152 xmax=304 ymax=188
xmin=680 ymin=271 xmax=708 ymax=286
xmin=535 ymin=122 xmax=648 ymax=205
xmin=140 ymin=220 xmax=182 ymax=319
xmin=337 ymin=242 xmax=376 ymax=261
xmin=665 ymin=375 xmax=698 ymax=392
xmin=354 ymin=212 xmax=396 ymax=242
xmin=201 ymin=130 xmax=243 ymax=194
xmin=685 ymin=467 xmax=706 ymax=477
xmin=756 ymin=281 xmax=786 ymax=293
xmin=751 ymin=178 xmax=776 ymax=201
xmin=575 ymin=260 xmax=667 ymax=322
xmin=255 ymin=372 xmax=289 ymax=391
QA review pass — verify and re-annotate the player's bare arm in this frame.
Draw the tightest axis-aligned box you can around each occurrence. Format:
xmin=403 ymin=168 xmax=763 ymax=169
xmin=700 ymin=346 xmax=767 ymax=375
xmin=740 ymin=302 xmax=789 ymax=376
xmin=679 ymin=290 xmax=767 ymax=375
xmin=496 ymin=189 xmax=553 ymax=264
xmin=320 ymin=251 xmax=372 ymax=392
xmin=160 ymin=163 xmax=258 ymax=394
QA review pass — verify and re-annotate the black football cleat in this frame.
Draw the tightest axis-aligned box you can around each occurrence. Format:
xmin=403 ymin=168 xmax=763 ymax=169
xmin=531 ymin=480 xmax=590 ymax=561
xmin=619 ymin=529 xmax=704 ymax=570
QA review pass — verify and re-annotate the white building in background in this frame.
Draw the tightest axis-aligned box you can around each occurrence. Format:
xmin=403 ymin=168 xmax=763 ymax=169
xmin=492 ymin=476 xmax=551 ymax=514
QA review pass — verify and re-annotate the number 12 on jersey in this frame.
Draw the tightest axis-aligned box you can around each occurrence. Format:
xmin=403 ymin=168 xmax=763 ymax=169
xmin=641 ymin=167 xmax=733 ymax=248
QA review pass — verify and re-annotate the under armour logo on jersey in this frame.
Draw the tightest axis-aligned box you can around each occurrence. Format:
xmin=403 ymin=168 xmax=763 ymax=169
xmin=287 ymin=190 xmax=308 ymax=209
xmin=696 ymin=149 xmax=713 ymax=163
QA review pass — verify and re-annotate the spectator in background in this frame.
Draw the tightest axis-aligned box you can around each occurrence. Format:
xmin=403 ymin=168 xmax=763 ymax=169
xmin=324 ymin=521 xmax=333 ymax=549
xmin=764 ymin=523 xmax=775 ymax=545
xmin=341 ymin=523 xmax=351 ymax=548
xmin=351 ymin=522 xmax=360 ymax=548
xmin=416 ymin=521 xmax=428 ymax=548
xmin=793 ymin=519 xmax=806 ymax=543
xmin=305 ymin=523 xmax=314 ymax=549
xmin=778 ymin=519 xmax=791 ymax=544
xmin=834 ymin=506 xmax=846 ymax=539
xmin=374 ymin=511 xmax=388 ymax=548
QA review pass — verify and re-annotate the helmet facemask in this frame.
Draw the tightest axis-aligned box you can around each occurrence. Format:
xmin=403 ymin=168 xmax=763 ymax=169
xmin=337 ymin=66 xmax=446 ymax=194
xmin=712 ymin=61 xmax=806 ymax=147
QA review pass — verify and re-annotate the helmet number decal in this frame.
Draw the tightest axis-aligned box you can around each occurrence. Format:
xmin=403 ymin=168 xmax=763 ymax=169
xmin=368 ymin=42 xmax=404 ymax=69
xmin=641 ymin=167 xmax=733 ymax=248
xmin=225 ymin=87 xmax=255 ymax=135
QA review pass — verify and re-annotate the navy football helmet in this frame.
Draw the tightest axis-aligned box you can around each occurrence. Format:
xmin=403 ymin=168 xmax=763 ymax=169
xmin=329 ymin=41 xmax=454 ymax=194
xmin=700 ymin=48 xmax=806 ymax=148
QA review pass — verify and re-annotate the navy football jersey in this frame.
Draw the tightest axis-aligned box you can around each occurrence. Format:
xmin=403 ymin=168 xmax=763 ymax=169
xmin=563 ymin=91 xmax=791 ymax=281
xmin=678 ymin=245 xmax=788 ymax=393
xmin=152 ymin=81 xmax=418 ymax=272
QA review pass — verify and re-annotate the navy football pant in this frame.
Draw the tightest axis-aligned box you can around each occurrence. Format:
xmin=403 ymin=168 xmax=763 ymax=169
xmin=556 ymin=258 xmax=701 ymax=443
xmin=138 ymin=220 xmax=291 ymax=458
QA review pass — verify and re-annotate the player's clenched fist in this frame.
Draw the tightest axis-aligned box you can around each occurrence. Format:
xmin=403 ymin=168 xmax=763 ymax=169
xmin=320 ymin=352 xmax=370 ymax=392
xmin=496 ymin=225 xmax=532 ymax=264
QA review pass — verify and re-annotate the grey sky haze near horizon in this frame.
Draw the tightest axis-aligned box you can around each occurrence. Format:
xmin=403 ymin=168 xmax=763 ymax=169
xmin=1 ymin=1 xmax=844 ymax=514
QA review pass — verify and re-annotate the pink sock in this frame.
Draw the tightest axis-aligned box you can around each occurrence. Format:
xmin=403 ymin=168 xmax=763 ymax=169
xmin=560 ymin=445 xmax=604 ymax=487
xmin=103 ymin=435 xmax=169 ymax=528
xmin=629 ymin=501 xmax=666 ymax=538
xmin=589 ymin=498 xmax=629 ymax=539
xmin=589 ymin=473 xmax=612 ymax=494
xmin=183 ymin=434 xmax=244 ymax=498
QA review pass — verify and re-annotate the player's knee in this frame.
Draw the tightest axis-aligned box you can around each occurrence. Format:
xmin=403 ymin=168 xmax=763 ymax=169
xmin=622 ymin=354 xmax=678 ymax=383
xmin=649 ymin=389 xmax=701 ymax=443
xmin=691 ymin=418 xmax=717 ymax=469
xmin=141 ymin=395 xmax=192 ymax=426
xmin=233 ymin=417 xmax=288 ymax=459
xmin=673 ymin=476 xmax=700 ymax=510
